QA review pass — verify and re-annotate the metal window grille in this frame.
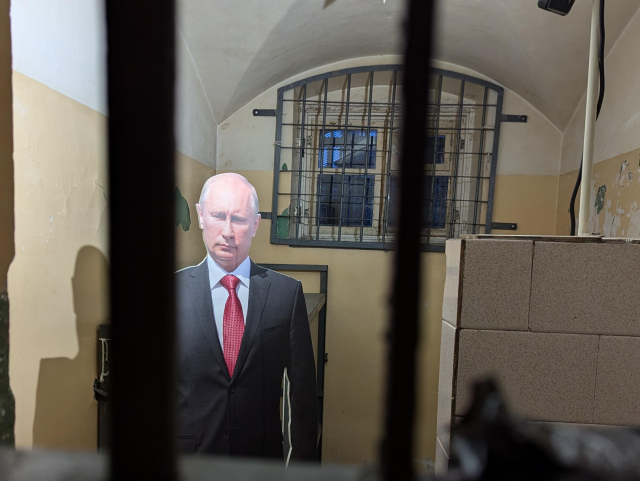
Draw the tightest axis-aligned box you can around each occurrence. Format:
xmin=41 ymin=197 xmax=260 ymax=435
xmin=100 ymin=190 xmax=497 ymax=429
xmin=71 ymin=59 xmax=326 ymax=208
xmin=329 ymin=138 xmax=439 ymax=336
xmin=270 ymin=66 xmax=504 ymax=251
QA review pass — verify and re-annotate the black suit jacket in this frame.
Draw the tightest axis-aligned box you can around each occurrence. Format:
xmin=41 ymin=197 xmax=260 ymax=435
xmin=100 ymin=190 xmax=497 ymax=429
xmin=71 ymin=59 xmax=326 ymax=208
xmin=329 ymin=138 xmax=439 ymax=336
xmin=175 ymin=259 xmax=318 ymax=461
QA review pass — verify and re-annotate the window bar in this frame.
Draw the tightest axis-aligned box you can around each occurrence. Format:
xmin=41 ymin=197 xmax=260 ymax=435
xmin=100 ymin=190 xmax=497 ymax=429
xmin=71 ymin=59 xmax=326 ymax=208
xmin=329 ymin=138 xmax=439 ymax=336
xmin=381 ymin=70 xmax=398 ymax=247
xmin=360 ymin=71 xmax=375 ymax=242
xmin=316 ymin=79 xmax=329 ymax=240
xmin=424 ymin=75 xmax=443 ymax=247
xmin=381 ymin=0 xmax=436 ymax=478
xmin=105 ymin=0 xmax=176 ymax=478
xmin=337 ymin=74 xmax=352 ymax=242
xmin=472 ymin=87 xmax=488 ymax=234
xmin=295 ymin=84 xmax=307 ymax=240
xmin=447 ymin=79 xmax=466 ymax=239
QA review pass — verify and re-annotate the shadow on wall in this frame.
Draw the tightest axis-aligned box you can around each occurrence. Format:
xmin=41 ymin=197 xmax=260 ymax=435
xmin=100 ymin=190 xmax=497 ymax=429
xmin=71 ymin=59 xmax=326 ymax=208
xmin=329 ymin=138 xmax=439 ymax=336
xmin=32 ymin=246 xmax=109 ymax=450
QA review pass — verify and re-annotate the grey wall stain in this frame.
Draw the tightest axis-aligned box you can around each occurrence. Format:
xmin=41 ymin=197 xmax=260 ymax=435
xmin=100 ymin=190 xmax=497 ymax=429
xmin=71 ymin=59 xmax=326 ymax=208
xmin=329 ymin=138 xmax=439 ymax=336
xmin=595 ymin=185 xmax=607 ymax=215
xmin=0 ymin=284 xmax=15 ymax=446
xmin=175 ymin=187 xmax=191 ymax=232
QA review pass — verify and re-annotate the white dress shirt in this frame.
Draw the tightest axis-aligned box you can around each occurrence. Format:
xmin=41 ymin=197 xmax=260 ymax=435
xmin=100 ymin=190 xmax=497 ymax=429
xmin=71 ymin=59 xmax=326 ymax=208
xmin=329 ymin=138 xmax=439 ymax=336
xmin=207 ymin=254 xmax=251 ymax=351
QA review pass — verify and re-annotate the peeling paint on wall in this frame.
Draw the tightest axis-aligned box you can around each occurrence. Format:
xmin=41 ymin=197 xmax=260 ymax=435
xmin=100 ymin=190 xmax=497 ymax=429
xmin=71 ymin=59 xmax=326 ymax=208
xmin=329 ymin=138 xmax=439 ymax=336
xmin=595 ymin=185 xmax=606 ymax=214
xmin=175 ymin=187 xmax=191 ymax=232
xmin=571 ymin=148 xmax=640 ymax=237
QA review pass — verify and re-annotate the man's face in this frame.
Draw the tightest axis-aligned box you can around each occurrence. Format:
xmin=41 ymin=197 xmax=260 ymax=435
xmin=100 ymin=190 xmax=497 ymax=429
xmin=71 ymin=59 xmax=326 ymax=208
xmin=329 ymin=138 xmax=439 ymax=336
xmin=196 ymin=179 xmax=260 ymax=272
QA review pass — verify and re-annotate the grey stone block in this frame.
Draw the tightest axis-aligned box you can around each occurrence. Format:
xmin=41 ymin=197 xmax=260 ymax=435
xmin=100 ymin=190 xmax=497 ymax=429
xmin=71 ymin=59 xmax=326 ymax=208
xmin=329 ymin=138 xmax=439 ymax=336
xmin=460 ymin=239 xmax=533 ymax=331
xmin=455 ymin=330 xmax=598 ymax=423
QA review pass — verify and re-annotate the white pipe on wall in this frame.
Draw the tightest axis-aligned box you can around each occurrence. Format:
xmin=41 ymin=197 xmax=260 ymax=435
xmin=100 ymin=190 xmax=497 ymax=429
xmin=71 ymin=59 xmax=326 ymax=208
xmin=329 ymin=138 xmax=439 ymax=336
xmin=578 ymin=0 xmax=600 ymax=236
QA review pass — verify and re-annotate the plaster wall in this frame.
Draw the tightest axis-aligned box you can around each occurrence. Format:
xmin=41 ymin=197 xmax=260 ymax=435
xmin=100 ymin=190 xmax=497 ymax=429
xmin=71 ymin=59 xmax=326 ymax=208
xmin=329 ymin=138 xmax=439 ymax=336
xmin=8 ymin=72 xmax=214 ymax=450
xmin=215 ymin=56 xmax=560 ymax=467
xmin=556 ymin=7 xmax=640 ymax=235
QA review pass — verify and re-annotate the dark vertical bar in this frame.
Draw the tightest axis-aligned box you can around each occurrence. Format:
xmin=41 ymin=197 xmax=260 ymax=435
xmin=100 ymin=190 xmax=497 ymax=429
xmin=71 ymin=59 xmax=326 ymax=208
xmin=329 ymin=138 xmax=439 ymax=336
xmin=105 ymin=0 xmax=176 ymax=479
xmin=484 ymin=90 xmax=503 ymax=234
xmin=337 ymin=74 xmax=351 ymax=242
xmin=360 ymin=72 xmax=375 ymax=242
xmin=381 ymin=71 xmax=398 ymax=246
xmin=425 ymin=75 xmax=442 ymax=248
xmin=472 ymin=87 xmax=488 ymax=234
xmin=271 ymin=89 xmax=284 ymax=242
xmin=295 ymin=85 xmax=307 ymax=240
xmin=447 ymin=79 xmax=465 ymax=239
xmin=381 ymin=0 xmax=435 ymax=480
xmin=316 ymin=269 xmax=328 ymax=462
xmin=316 ymin=80 xmax=329 ymax=240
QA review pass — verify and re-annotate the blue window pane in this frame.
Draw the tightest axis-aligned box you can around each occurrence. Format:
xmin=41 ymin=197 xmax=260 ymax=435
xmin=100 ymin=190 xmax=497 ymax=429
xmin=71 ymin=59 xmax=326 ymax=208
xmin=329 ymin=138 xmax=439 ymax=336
xmin=317 ymin=174 xmax=375 ymax=227
xmin=387 ymin=175 xmax=448 ymax=229
xmin=426 ymin=134 xmax=446 ymax=164
xmin=319 ymin=129 xmax=377 ymax=169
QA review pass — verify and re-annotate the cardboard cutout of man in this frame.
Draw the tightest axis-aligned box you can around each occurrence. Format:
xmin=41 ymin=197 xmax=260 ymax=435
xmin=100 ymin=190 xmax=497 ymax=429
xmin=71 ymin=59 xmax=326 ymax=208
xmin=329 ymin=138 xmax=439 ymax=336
xmin=175 ymin=173 xmax=318 ymax=461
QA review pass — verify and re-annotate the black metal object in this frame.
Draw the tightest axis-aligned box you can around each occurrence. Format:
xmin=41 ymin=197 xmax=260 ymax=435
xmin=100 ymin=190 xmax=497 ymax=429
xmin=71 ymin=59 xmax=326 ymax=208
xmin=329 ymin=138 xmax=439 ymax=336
xmin=270 ymin=64 xmax=504 ymax=250
xmin=380 ymin=0 xmax=435 ymax=480
xmin=537 ymin=0 xmax=576 ymax=16
xmin=94 ymin=323 xmax=111 ymax=451
xmin=501 ymin=114 xmax=528 ymax=123
xmin=445 ymin=379 xmax=640 ymax=481
xmin=258 ymin=211 xmax=273 ymax=220
xmin=257 ymin=264 xmax=328 ymax=463
xmin=491 ymin=222 xmax=518 ymax=230
xmin=253 ymin=109 xmax=277 ymax=117
xmin=105 ymin=0 xmax=176 ymax=479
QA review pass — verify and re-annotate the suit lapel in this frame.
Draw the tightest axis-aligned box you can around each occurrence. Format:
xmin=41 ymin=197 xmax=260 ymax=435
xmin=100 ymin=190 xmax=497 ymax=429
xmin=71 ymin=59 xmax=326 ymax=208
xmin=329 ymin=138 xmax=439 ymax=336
xmin=231 ymin=261 xmax=271 ymax=383
xmin=190 ymin=260 xmax=230 ymax=381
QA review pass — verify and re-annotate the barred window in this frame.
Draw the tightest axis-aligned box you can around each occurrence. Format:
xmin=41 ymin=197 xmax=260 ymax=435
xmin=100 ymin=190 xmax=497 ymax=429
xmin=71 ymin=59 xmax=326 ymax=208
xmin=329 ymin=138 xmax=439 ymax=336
xmin=270 ymin=66 xmax=504 ymax=251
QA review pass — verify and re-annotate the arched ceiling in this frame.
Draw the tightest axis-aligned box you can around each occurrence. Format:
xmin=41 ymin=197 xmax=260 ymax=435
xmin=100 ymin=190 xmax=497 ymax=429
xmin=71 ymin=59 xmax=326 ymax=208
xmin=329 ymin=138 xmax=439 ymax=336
xmin=11 ymin=0 xmax=640 ymax=133
xmin=180 ymin=0 xmax=640 ymax=129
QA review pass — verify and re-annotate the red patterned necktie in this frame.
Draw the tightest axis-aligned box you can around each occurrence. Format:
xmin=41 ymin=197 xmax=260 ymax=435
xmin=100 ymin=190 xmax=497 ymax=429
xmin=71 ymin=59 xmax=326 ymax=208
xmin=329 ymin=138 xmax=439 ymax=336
xmin=220 ymin=275 xmax=244 ymax=377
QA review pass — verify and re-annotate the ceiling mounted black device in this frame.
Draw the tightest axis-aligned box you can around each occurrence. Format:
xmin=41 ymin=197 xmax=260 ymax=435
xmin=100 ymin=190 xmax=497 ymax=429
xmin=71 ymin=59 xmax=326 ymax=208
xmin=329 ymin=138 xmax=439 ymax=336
xmin=538 ymin=0 xmax=575 ymax=16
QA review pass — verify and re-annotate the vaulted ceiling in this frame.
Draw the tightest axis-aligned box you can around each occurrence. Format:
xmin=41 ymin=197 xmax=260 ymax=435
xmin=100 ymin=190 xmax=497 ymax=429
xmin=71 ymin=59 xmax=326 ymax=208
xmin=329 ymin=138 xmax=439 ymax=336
xmin=11 ymin=0 xmax=640 ymax=132
xmin=179 ymin=0 xmax=640 ymax=128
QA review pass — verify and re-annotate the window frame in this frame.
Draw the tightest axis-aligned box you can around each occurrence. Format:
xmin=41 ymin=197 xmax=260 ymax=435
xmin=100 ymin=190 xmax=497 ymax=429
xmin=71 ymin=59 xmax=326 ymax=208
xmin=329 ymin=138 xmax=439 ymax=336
xmin=270 ymin=65 xmax=504 ymax=252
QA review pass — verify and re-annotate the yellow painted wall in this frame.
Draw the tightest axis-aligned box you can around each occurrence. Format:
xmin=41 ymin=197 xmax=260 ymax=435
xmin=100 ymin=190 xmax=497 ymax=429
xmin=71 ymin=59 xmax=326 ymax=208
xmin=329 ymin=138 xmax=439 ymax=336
xmin=9 ymin=72 xmax=214 ymax=450
xmin=215 ymin=56 xmax=562 ymax=469
xmin=492 ymin=175 xmax=559 ymax=235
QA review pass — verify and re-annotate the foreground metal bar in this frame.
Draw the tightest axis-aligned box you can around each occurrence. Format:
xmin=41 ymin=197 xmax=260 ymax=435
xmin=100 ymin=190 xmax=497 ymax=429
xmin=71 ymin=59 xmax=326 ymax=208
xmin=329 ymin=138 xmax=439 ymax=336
xmin=381 ymin=0 xmax=435 ymax=481
xmin=381 ymin=0 xmax=436 ymax=480
xmin=105 ymin=0 xmax=177 ymax=479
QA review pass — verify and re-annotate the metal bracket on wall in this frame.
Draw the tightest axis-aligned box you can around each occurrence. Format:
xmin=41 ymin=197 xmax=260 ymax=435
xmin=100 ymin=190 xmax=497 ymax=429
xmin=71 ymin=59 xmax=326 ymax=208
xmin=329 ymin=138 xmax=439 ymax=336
xmin=258 ymin=211 xmax=272 ymax=220
xmin=253 ymin=109 xmax=277 ymax=117
xmin=491 ymin=222 xmax=518 ymax=230
xmin=501 ymin=114 xmax=527 ymax=123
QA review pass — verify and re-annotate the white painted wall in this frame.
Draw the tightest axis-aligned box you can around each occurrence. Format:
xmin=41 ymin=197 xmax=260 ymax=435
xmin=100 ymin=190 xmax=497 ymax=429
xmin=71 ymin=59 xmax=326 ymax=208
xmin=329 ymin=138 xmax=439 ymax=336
xmin=11 ymin=0 xmax=217 ymax=166
xmin=11 ymin=0 xmax=107 ymax=115
xmin=560 ymin=7 xmax=640 ymax=174
xmin=176 ymin=32 xmax=217 ymax=167
xmin=217 ymin=56 xmax=562 ymax=177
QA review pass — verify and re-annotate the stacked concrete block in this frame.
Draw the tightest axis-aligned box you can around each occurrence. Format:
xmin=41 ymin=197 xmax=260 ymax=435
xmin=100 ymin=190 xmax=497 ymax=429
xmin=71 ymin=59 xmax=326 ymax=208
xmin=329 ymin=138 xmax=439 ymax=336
xmin=436 ymin=236 xmax=640 ymax=475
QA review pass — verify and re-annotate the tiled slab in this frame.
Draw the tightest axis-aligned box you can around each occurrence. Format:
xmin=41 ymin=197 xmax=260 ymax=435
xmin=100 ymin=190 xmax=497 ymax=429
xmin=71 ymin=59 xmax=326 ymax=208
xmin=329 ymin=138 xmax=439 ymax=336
xmin=442 ymin=239 xmax=462 ymax=326
xmin=530 ymin=242 xmax=640 ymax=335
xmin=594 ymin=336 xmax=640 ymax=426
xmin=455 ymin=330 xmax=599 ymax=423
xmin=459 ymin=240 xmax=533 ymax=331
xmin=437 ymin=321 xmax=457 ymax=453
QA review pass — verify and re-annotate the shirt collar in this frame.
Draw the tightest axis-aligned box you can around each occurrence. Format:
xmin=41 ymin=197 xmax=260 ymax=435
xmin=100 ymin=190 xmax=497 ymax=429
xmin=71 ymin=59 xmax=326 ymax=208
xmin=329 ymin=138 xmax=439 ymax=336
xmin=207 ymin=254 xmax=251 ymax=291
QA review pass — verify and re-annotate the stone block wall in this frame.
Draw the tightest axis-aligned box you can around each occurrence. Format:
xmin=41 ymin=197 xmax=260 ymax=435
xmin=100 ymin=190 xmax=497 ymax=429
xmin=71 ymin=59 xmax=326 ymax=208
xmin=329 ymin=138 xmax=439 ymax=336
xmin=436 ymin=235 xmax=640 ymax=473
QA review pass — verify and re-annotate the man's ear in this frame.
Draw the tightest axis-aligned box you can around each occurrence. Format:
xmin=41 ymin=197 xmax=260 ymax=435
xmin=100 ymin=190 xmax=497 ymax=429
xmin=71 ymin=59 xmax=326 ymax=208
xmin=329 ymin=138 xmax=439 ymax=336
xmin=196 ymin=204 xmax=204 ymax=229
xmin=252 ymin=213 xmax=261 ymax=237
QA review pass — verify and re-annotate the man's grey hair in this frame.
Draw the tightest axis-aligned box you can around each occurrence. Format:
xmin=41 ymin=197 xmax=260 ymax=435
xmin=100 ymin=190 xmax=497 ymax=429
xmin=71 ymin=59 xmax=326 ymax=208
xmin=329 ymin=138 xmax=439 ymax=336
xmin=198 ymin=173 xmax=259 ymax=215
